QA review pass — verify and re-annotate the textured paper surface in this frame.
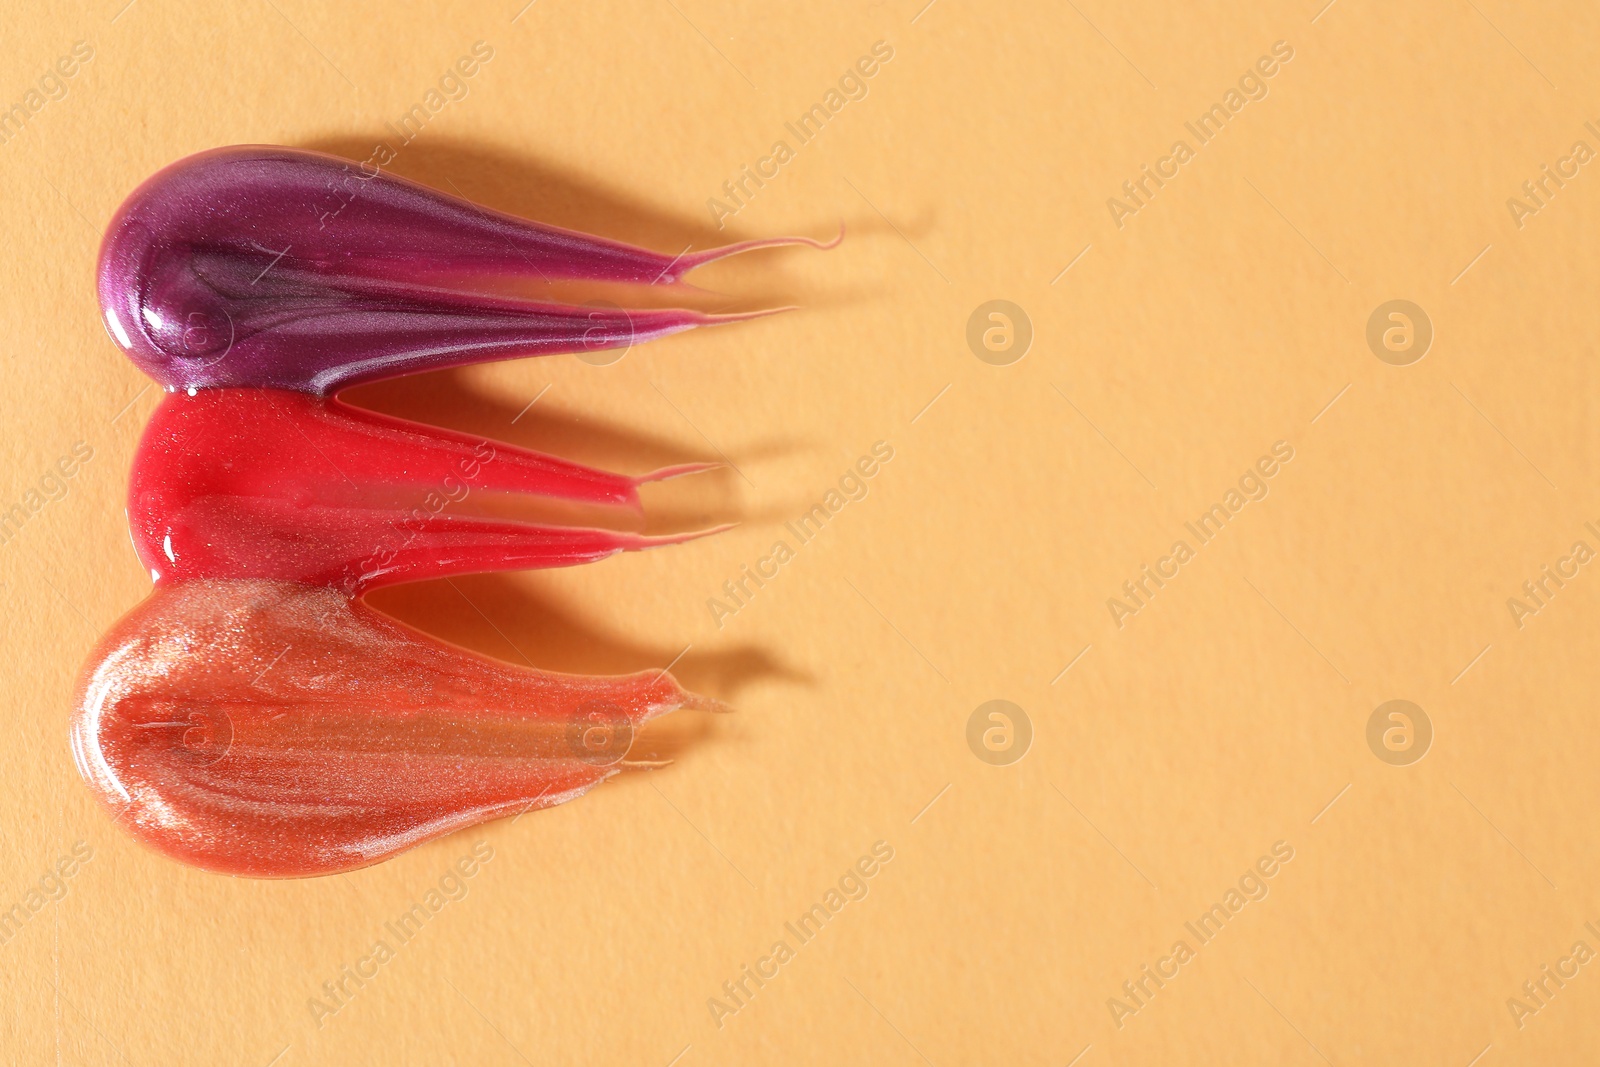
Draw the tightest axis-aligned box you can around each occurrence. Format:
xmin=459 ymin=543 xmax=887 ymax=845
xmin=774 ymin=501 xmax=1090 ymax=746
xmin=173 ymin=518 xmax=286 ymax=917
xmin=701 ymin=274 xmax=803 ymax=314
xmin=4 ymin=1 xmax=1600 ymax=1063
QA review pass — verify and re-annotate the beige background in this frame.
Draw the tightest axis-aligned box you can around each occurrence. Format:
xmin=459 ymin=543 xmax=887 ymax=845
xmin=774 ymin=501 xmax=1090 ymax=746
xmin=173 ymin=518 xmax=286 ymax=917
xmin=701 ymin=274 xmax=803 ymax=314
xmin=5 ymin=0 xmax=1600 ymax=1062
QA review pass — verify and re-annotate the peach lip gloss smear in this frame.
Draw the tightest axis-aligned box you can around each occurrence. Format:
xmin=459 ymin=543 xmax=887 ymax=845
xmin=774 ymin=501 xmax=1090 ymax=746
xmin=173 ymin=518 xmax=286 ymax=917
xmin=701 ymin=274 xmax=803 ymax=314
xmin=72 ymin=581 xmax=728 ymax=877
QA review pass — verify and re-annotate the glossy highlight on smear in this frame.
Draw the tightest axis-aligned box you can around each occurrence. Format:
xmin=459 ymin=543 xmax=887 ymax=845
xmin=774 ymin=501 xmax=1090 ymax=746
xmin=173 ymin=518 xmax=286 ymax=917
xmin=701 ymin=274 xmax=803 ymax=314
xmin=75 ymin=144 xmax=820 ymax=876
xmin=97 ymin=144 xmax=833 ymax=393
xmin=72 ymin=581 xmax=725 ymax=878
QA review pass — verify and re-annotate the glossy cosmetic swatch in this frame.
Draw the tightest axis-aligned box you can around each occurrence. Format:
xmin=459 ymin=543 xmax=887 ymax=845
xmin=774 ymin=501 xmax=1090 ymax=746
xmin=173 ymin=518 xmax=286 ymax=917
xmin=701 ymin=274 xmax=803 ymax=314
xmin=78 ymin=144 xmax=807 ymax=877
xmin=97 ymin=144 xmax=833 ymax=393
xmin=72 ymin=580 xmax=723 ymax=877
xmin=127 ymin=387 xmax=727 ymax=591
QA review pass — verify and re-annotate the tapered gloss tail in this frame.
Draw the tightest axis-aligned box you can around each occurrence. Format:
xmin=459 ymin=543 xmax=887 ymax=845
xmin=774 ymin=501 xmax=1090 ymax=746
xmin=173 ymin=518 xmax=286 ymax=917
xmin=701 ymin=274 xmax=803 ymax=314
xmin=678 ymin=691 xmax=737 ymax=714
xmin=671 ymin=224 xmax=845 ymax=282
xmin=635 ymin=461 xmax=724 ymax=485
xmin=325 ymin=517 xmax=738 ymax=590
xmin=241 ymin=299 xmax=791 ymax=394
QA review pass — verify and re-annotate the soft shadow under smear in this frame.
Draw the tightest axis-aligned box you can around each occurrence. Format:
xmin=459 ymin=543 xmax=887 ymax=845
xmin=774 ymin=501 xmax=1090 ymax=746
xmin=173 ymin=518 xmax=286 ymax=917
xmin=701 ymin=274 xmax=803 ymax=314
xmin=299 ymin=137 xmax=827 ymax=763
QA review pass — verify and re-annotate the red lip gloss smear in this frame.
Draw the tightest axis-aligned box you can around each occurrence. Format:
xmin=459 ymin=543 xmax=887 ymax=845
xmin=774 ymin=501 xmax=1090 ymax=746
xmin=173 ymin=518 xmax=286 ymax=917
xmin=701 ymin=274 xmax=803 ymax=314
xmin=71 ymin=580 xmax=723 ymax=878
xmin=128 ymin=388 xmax=727 ymax=592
